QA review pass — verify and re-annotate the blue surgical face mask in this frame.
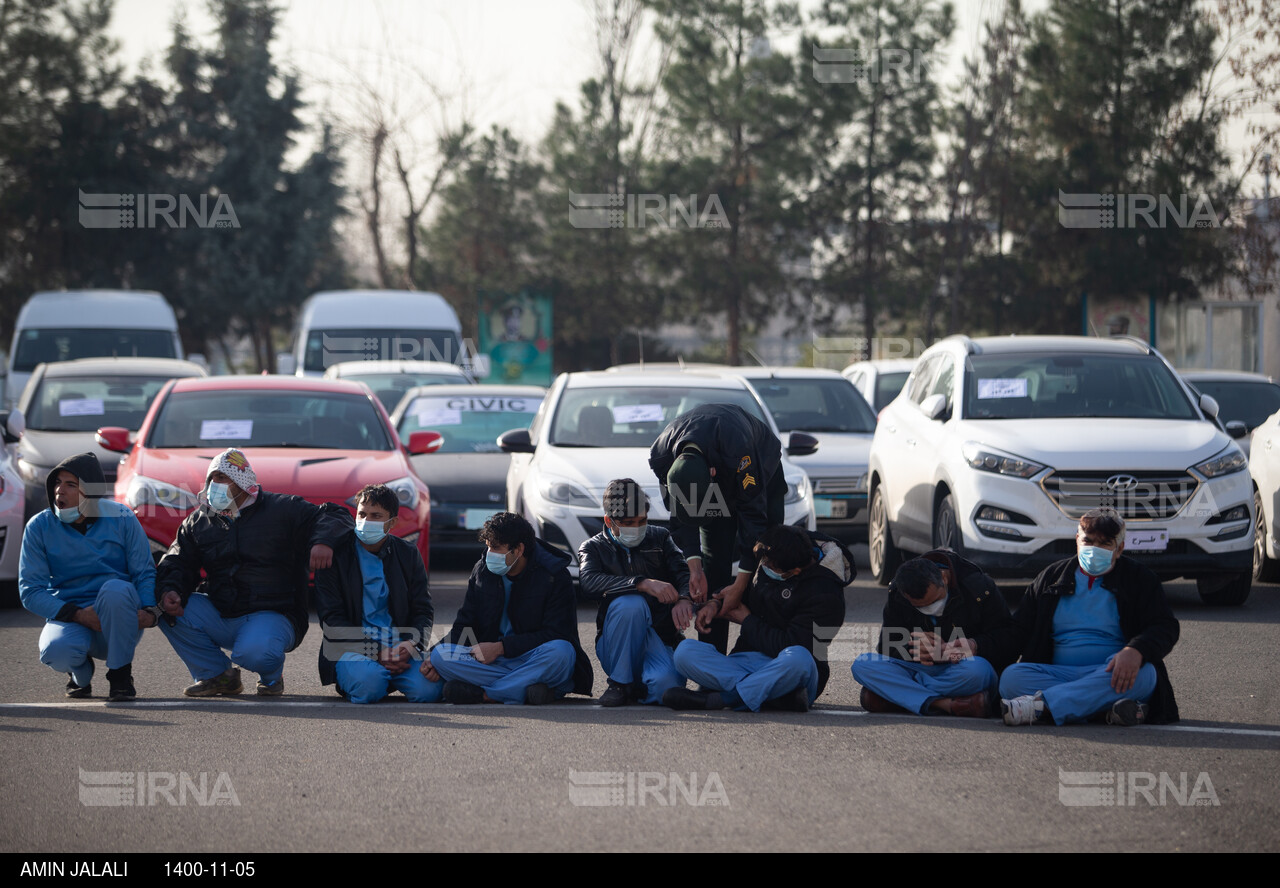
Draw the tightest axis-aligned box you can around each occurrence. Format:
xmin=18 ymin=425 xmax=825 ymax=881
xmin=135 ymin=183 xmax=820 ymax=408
xmin=486 ymin=549 xmax=513 ymax=576
xmin=761 ymin=564 xmax=786 ymax=581
xmin=207 ymin=481 xmax=234 ymax=513
xmin=55 ymin=503 xmax=80 ymax=524
xmin=1078 ymin=545 xmax=1114 ymax=575
xmin=609 ymin=522 xmax=646 ymax=548
xmin=355 ymin=518 xmax=388 ymax=546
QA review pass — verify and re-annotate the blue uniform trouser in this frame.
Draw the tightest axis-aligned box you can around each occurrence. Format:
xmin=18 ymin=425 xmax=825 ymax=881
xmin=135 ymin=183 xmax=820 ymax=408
xmin=40 ymin=580 xmax=143 ymax=683
xmin=430 ymin=639 xmax=576 ymax=705
xmin=850 ymin=652 xmax=997 ymax=715
xmin=673 ymin=639 xmax=819 ymax=712
xmin=998 ymin=659 xmax=1159 ymax=725
xmin=334 ymin=653 xmax=444 ymax=704
xmin=595 ymin=596 xmax=683 ymax=704
xmin=158 ymin=593 xmax=295 ymax=685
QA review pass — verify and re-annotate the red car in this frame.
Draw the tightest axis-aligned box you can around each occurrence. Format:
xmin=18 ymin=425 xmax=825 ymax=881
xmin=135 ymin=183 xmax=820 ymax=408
xmin=97 ymin=376 xmax=441 ymax=568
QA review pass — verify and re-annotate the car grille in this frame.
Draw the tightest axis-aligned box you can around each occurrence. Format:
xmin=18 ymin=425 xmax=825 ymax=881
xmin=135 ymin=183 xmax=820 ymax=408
xmin=813 ymin=477 xmax=863 ymax=495
xmin=1040 ymin=471 xmax=1199 ymax=520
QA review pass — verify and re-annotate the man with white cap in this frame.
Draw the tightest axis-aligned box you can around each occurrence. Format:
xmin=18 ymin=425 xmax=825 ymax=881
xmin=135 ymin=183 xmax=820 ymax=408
xmin=156 ymin=448 xmax=350 ymax=696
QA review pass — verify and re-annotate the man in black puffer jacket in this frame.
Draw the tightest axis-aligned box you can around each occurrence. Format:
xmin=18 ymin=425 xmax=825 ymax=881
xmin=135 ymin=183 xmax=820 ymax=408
xmin=665 ymin=525 xmax=852 ymax=712
xmin=156 ymin=449 xmax=350 ymax=697
xmin=578 ymin=479 xmax=695 ymax=707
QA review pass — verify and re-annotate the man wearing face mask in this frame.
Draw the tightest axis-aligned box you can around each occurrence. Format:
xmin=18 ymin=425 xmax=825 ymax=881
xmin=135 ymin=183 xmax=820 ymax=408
xmin=578 ymin=478 xmax=693 ymax=707
xmin=429 ymin=512 xmax=593 ymax=704
xmin=315 ymin=484 xmax=441 ymax=703
xmin=156 ymin=448 xmax=349 ymax=697
xmin=664 ymin=525 xmax=851 ymax=712
xmin=850 ymin=553 xmax=1017 ymax=717
xmin=19 ymin=453 xmax=157 ymax=701
xmin=999 ymin=508 xmax=1180 ymax=726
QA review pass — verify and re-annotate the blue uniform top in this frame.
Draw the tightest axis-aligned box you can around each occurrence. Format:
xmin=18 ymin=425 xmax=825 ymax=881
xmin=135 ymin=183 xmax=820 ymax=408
xmin=356 ymin=543 xmax=394 ymax=647
xmin=1051 ymin=570 xmax=1128 ymax=666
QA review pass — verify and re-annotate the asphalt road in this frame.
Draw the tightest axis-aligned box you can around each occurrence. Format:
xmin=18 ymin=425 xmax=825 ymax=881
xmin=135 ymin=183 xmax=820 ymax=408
xmin=2 ymin=548 xmax=1278 ymax=853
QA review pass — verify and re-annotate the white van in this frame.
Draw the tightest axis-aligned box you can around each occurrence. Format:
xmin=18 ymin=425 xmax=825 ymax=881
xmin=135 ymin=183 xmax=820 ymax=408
xmin=4 ymin=290 xmax=183 ymax=408
xmin=285 ymin=290 xmax=476 ymax=377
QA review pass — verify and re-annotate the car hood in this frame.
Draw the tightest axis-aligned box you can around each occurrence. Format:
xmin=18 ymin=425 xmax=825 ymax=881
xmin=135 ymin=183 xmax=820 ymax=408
xmin=134 ymin=448 xmax=416 ymax=500
xmin=410 ymin=452 xmax=509 ymax=502
xmin=788 ymin=433 xmax=872 ymax=472
xmin=18 ymin=428 xmax=126 ymax=479
xmin=957 ymin=418 xmax=1232 ymax=470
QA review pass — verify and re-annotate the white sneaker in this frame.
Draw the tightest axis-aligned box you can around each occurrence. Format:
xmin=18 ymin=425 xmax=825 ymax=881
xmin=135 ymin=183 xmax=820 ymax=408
xmin=1001 ymin=692 xmax=1045 ymax=726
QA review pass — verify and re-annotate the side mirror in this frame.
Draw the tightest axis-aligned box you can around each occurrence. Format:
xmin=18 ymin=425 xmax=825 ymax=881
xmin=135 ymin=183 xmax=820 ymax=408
xmin=1199 ymin=393 xmax=1220 ymax=420
xmin=1225 ymin=420 xmax=1248 ymax=439
xmin=786 ymin=431 xmax=819 ymax=457
xmin=498 ymin=428 xmax=535 ymax=454
xmin=407 ymin=431 xmax=443 ymax=455
xmin=95 ymin=426 xmax=133 ymax=453
xmin=1 ymin=408 xmax=24 ymax=443
xmin=921 ymin=393 xmax=947 ymax=420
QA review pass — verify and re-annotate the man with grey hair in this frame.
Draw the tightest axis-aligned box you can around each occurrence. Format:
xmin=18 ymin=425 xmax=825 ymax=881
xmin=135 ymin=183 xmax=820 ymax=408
xmin=999 ymin=508 xmax=1180 ymax=726
xmin=578 ymin=478 xmax=694 ymax=707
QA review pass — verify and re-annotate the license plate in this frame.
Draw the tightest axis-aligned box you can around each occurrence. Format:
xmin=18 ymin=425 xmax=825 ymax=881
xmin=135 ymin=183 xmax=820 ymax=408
xmin=463 ymin=508 xmax=500 ymax=530
xmin=814 ymin=497 xmax=848 ymax=519
xmin=1125 ymin=529 xmax=1168 ymax=552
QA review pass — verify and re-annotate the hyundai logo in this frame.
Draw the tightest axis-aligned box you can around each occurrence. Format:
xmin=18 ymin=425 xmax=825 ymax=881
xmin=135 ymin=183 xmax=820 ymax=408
xmin=1104 ymin=474 xmax=1139 ymax=492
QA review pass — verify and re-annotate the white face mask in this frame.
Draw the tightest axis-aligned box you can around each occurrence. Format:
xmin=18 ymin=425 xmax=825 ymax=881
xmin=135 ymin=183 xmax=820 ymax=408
xmin=914 ymin=594 xmax=948 ymax=617
xmin=609 ymin=522 xmax=646 ymax=548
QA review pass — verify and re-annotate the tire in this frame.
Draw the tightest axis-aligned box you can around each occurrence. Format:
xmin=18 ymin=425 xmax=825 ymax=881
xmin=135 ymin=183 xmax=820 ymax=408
xmin=1253 ymin=489 xmax=1280 ymax=583
xmin=868 ymin=486 xmax=901 ymax=585
xmin=932 ymin=493 xmax=964 ymax=556
xmin=1197 ymin=572 xmax=1251 ymax=606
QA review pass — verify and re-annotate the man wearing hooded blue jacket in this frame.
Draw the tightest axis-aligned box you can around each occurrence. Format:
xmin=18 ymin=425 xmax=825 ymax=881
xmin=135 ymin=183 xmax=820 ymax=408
xmin=20 ymin=452 xmax=157 ymax=701
xmin=429 ymin=511 xmax=593 ymax=704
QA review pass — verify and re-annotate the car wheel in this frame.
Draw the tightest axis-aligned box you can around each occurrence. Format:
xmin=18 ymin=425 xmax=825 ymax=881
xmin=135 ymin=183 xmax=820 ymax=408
xmin=1197 ymin=572 xmax=1251 ymax=606
xmin=1253 ymin=489 xmax=1280 ymax=583
xmin=869 ymin=486 xmax=901 ymax=586
xmin=933 ymin=494 xmax=964 ymax=556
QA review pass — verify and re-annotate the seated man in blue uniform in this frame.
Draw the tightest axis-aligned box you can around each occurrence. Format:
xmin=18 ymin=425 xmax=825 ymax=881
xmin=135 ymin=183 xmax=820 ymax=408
xmin=430 ymin=511 xmax=593 ymax=704
xmin=999 ymin=508 xmax=1179 ymax=726
xmin=578 ymin=478 xmax=693 ymax=707
xmin=664 ymin=525 xmax=851 ymax=713
xmin=851 ymin=551 xmax=1017 ymax=717
xmin=316 ymin=484 xmax=442 ymax=704
xmin=20 ymin=452 xmax=157 ymax=701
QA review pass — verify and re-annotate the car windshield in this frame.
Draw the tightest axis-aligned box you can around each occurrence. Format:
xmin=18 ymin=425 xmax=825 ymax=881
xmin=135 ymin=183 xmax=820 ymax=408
xmin=745 ymin=377 xmax=876 ymax=433
xmin=398 ymin=392 xmax=544 ymax=453
xmin=26 ymin=375 xmax=177 ymax=432
xmin=875 ymin=371 xmax=911 ymax=411
xmin=303 ymin=328 xmax=462 ymax=373
xmin=964 ymin=353 xmax=1197 ymax=420
xmin=344 ymin=373 xmax=468 ymax=412
xmin=549 ymin=386 xmax=767 ymax=447
xmin=13 ymin=328 xmax=176 ymax=373
xmin=148 ymin=390 xmax=393 ymax=450
xmin=1186 ymin=379 xmax=1280 ymax=431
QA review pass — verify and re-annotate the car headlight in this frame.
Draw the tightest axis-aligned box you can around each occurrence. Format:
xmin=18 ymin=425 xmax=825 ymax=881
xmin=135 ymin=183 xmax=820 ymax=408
xmin=785 ymin=475 xmax=809 ymax=504
xmin=15 ymin=455 xmax=42 ymax=484
xmin=961 ymin=442 xmax=1046 ymax=479
xmin=539 ymin=476 xmax=598 ymax=508
xmin=349 ymin=476 xmax=421 ymax=510
xmin=1194 ymin=448 xmax=1247 ymax=478
xmin=126 ymin=474 xmax=200 ymax=511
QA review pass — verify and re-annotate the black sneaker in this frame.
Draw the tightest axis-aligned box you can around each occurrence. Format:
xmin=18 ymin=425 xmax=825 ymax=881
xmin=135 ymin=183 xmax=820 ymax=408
xmin=1105 ymin=699 xmax=1149 ymax=726
xmin=598 ymin=681 xmax=629 ymax=708
xmin=106 ymin=664 xmax=136 ymax=702
xmin=525 ymin=683 xmax=556 ymax=705
xmin=763 ymin=686 xmax=810 ymax=713
xmin=661 ymin=687 xmax=725 ymax=711
xmin=65 ymin=660 xmax=94 ymax=699
xmin=442 ymin=680 xmax=485 ymax=705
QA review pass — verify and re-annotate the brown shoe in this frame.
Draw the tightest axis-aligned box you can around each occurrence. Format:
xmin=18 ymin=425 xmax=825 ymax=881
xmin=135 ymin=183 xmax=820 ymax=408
xmin=255 ymin=677 xmax=284 ymax=697
xmin=184 ymin=667 xmax=243 ymax=697
xmin=947 ymin=691 xmax=989 ymax=718
xmin=859 ymin=686 xmax=906 ymax=714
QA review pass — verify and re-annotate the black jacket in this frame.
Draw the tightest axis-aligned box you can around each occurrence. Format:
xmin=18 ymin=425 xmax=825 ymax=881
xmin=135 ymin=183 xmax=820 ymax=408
xmin=649 ymin=404 xmax=782 ymax=573
xmin=876 ymin=548 xmax=1020 ymax=672
xmin=577 ymin=525 xmax=691 ymax=649
xmin=314 ymin=532 xmax=434 ymax=686
xmin=156 ymin=492 xmax=352 ymax=648
xmin=733 ymin=532 xmax=853 ymax=698
xmin=1012 ymin=555 xmax=1180 ymax=723
xmin=448 ymin=539 xmax=594 ymax=695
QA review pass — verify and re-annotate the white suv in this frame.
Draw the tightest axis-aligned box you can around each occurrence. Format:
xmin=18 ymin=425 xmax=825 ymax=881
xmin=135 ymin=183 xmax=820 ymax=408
xmin=867 ymin=336 xmax=1254 ymax=604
